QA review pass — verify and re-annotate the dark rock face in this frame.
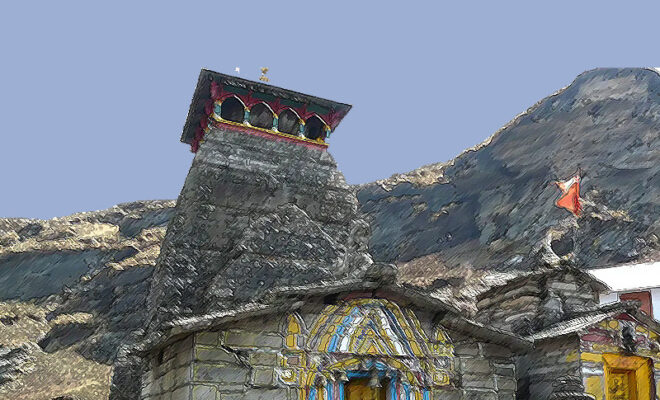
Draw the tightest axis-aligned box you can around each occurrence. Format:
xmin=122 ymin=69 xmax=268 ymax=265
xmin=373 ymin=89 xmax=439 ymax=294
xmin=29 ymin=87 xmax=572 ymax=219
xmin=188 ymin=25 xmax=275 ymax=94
xmin=357 ymin=68 xmax=660 ymax=285
xmin=0 ymin=250 xmax=113 ymax=301
xmin=2 ymin=68 xmax=660 ymax=399
xmin=0 ymin=200 xmax=174 ymax=398
xmin=145 ymin=127 xmax=373 ymax=335
xmin=0 ymin=345 xmax=30 ymax=386
xmin=38 ymin=322 xmax=96 ymax=353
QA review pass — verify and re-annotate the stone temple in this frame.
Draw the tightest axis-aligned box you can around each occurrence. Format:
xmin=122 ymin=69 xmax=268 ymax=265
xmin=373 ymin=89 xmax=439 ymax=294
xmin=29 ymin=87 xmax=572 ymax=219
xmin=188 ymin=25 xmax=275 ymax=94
xmin=110 ymin=69 xmax=660 ymax=400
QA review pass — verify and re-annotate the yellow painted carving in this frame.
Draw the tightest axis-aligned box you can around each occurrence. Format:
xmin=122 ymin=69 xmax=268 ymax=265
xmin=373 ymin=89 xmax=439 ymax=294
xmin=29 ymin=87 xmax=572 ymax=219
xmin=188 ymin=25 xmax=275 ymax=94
xmin=592 ymin=343 xmax=620 ymax=353
xmin=603 ymin=354 xmax=653 ymax=400
xmin=319 ymin=333 xmax=332 ymax=352
xmin=279 ymin=298 xmax=455 ymax=393
xmin=285 ymin=314 xmax=302 ymax=349
xmin=608 ymin=320 xmax=620 ymax=330
xmin=585 ymin=375 xmax=604 ymax=400
xmin=581 ymin=352 xmax=604 ymax=363
xmin=345 ymin=379 xmax=386 ymax=400
xmin=210 ymin=112 xmax=328 ymax=146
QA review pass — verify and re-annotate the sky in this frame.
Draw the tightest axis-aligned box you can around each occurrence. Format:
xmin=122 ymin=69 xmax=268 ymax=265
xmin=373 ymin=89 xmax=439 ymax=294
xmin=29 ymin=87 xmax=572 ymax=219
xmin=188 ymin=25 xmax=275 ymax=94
xmin=1 ymin=1 xmax=659 ymax=219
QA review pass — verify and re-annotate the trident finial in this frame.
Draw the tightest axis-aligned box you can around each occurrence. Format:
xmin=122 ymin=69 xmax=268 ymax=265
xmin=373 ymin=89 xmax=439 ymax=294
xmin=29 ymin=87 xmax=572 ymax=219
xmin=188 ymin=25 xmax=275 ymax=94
xmin=259 ymin=67 xmax=270 ymax=82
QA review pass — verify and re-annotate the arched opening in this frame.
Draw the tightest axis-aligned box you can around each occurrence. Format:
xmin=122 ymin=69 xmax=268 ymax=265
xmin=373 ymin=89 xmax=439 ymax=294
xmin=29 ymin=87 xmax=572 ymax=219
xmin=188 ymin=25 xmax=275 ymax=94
xmin=248 ymin=103 xmax=274 ymax=129
xmin=220 ymin=96 xmax=244 ymax=123
xmin=277 ymin=109 xmax=301 ymax=135
xmin=345 ymin=377 xmax=388 ymax=400
xmin=304 ymin=115 xmax=326 ymax=141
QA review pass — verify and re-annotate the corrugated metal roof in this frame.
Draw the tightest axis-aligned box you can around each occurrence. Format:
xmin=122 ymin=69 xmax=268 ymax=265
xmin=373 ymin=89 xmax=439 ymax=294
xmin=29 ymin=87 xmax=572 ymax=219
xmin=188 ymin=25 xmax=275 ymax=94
xmin=589 ymin=261 xmax=660 ymax=292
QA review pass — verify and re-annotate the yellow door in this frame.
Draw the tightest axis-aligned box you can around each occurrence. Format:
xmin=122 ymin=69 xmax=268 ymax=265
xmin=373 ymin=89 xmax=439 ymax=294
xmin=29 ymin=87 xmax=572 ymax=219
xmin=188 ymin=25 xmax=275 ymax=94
xmin=345 ymin=378 xmax=387 ymax=400
xmin=608 ymin=369 xmax=637 ymax=400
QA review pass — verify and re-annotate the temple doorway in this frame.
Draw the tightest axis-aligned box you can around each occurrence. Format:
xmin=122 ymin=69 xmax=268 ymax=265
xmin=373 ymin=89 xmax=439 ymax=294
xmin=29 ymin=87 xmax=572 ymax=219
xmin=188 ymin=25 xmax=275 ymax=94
xmin=607 ymin=369 xmax=637 ymax=400
xmin=345 ymin=378 xmax=387 ymax=400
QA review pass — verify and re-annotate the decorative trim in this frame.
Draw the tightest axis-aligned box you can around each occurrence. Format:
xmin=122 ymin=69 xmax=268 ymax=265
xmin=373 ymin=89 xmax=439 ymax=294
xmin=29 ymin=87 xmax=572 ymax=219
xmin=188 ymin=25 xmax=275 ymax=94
xmin=209 ymin=118 xmax=328 ymax=150
xmin=278 ymin=298 xmax=454 ymax=400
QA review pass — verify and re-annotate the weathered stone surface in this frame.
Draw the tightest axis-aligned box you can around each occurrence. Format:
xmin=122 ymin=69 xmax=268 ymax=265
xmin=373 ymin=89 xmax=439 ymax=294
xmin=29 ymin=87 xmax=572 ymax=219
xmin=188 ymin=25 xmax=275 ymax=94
xmin=433 ymin=389 xmax=462 ymax=400
xmin=3 ymin=68 xmax=660 ymax=400
xmin=358 ymin=68 xmax=660 ymax=305
xmin=146 ymin=128 xmax=374 ymax=338
xmin=497 ymin=390 xmax=515 ymax=400
xmin=248 ymin=352 xmax=278 ymax=366
xmin=480 ymin=343 xmax=513 ymax=359
xmin=195 ymin=332 xmax=220 ymax=347
xmin=192 ymin=384 xmax=217 ymax=400
xmin=251 ymin=367 xmax=274 ymax=387
xmin=495 ymin=375 xmax=516 ymax=391
xmin=475 ymin=268 xmax=602 ymax=335
xmin=0 ymin=201 xmax=174 ymax=399
xmin=462 ymin=389 xmax=498 ymax=400
xmin=454 ymin=343 xmax=480 ymax=356
xmin=171 ymin=385 xmax=191 ymax=400
xmin=461 ymin=359 xmax=492 ymax=374
xmin=238 ymin=388 xmax=288 ymax=400
xmin=195 ymin=347 xmax=237 ymax=364
xmin=463 ymin=374 xmax=496 ymax=389
xmin=193 ymin=363 xmax=248 ymax=385
xmin=224 ymin=331 xmax=282 ymax=349
xmin=492 ymin=363 xmax=515 ymax=377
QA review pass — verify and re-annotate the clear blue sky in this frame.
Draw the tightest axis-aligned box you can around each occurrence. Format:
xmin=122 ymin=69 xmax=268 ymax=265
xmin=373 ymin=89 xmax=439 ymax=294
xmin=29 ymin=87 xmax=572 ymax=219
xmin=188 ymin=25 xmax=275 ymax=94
xmin=1 ymin=1 xmax=659 ymax=218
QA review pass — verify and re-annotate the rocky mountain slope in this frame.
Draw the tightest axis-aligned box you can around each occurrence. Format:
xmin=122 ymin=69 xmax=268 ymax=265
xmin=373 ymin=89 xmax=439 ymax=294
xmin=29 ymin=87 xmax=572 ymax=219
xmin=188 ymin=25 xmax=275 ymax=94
xmin=357 ymin=67 xmax=659 ymax=304
xmin=0 ymin=68 xmax=658 ymax=398
xmin=0 ymin=201 xmax=175 ymax=399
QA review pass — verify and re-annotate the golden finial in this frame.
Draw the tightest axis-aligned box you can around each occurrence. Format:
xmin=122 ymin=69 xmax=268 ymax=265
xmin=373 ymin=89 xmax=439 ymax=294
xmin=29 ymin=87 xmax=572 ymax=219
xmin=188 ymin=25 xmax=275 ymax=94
xmin=259 ymin=67 xmax=270 ymax=82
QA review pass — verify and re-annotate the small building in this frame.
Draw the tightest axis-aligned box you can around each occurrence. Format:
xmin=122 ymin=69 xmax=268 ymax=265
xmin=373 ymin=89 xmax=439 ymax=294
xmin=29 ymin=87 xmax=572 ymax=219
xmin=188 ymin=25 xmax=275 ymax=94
xmin=476 ymin=266 xmax=660 ymax=400
xmin=109 ymin=70 xmax=660 ymax=400
xmin=590 ymin=262 xmax=660 ymax=319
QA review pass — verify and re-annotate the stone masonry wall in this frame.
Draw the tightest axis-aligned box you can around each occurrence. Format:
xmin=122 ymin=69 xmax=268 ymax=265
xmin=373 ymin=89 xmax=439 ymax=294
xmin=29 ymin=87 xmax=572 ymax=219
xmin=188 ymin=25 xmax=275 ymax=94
xmin=450 ymin=332 xmax=518 ymax=400
xmin=578 ymin=317 xmax=660 ymax=400
xmin=476 ymin=270 xmax=600 ymax=336
xmin=140 ymin=335 xmax=194 ymax=400
xmin=515 ymin=336 xmax=581 ymax=400
xmin=140 ymin=303 xmax=519 ymax=400
xmin=141 ymin=313 xmax=287 ymax=400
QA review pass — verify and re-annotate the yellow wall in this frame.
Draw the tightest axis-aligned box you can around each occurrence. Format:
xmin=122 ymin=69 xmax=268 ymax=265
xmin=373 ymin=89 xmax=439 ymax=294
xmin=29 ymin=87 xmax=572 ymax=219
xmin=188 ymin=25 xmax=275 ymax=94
xmin=581 ymin=352 xmax=655 ymax=400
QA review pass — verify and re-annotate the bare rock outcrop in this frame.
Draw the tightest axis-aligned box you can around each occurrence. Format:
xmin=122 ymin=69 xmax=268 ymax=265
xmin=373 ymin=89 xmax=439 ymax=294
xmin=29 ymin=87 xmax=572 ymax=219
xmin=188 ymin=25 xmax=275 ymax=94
xmin=0 ymin=201 xmax=175 ymax=399
xmin=357 ymin=68 xmax=660 ymax=309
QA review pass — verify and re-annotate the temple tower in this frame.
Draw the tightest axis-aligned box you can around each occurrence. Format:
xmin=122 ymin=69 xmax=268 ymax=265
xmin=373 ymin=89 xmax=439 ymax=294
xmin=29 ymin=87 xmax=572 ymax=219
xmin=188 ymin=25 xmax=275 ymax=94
xmin=146 ymin=69 xmax=370 ymax=341
xmin=111 ymin=70 xmax=524 ymax=400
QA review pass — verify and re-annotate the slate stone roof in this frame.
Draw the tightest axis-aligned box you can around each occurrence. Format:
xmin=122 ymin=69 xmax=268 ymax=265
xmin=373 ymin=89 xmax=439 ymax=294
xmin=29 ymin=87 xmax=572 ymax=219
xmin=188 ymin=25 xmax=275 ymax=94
xmin=181 ymin=69 xmax=352 ymax=145
xmin=144 ymin=124 xmax=374 ymax=346
xmin=526 ymin=301 xmax=660 ymax=341
xmin=147 ymin=277 xmax=532 ymax=353
xmin=476 ymin=265 xmax=609 ymax=302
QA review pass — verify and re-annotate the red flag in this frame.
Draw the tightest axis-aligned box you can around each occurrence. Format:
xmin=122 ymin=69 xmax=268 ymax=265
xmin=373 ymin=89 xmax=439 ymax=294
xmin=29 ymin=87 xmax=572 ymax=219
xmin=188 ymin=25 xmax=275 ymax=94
xmin=555 ymin=174 xmax=582 ymax=216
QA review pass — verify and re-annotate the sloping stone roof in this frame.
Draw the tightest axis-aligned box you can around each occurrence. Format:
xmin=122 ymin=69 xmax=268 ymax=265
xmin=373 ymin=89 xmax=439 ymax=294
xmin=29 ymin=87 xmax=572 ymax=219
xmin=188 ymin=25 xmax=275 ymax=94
xmin=142 ymin=277 xmax=532 ymax=354
xmin=181 ymin=69 xmax=352 ymax=144
xmin=144 ymin=125 xmax=375 ymax=347
xmin=526 ymin=301 xmax=660 ymax=341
